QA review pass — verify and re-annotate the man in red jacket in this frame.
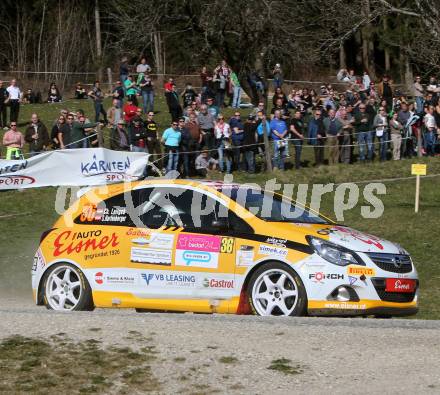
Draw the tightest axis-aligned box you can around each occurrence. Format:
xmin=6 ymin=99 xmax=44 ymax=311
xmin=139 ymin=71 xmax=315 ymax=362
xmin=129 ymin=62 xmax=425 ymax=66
xmin=123 ymin=98 xmax=138 ymax=124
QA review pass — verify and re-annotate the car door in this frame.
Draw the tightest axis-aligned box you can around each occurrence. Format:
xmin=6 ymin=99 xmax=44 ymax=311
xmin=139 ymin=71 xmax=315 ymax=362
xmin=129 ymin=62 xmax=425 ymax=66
xmin=134 ymin=185 xmax=237 ymax=301
xmin=72 ymin=191 xmax=140 ymax=293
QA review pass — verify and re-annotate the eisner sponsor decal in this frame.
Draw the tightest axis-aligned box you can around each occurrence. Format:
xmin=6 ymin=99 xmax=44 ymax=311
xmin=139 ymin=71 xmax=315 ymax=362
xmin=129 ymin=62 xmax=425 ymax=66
xmin=309 ymin=272 xmax=344 ymax=283
xmin=53 ymin=230 xmax=119 ymax=256
xmin=347 ymin=266 xmax=375 ymax=276
xmin=203 ymin=278 xmax=235 ymax=289
xmin=385 ymin=278 xmax=416 ymax=293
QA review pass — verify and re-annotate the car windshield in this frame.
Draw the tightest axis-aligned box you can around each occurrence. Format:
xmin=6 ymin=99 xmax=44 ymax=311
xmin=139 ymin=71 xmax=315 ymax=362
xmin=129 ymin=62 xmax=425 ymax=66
xmin=226 ymin=187 xmax=329 ymax=224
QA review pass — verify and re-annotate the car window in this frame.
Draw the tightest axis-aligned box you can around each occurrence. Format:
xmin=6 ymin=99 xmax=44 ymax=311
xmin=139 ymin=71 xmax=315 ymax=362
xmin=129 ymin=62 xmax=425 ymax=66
xmin=227 ymin=187 xmax=329 ymax=224
xmin=137 ymin=188 xmax=174 ymax=228
xmin=136 ymin=187 xmax=253 ymax=234
xmin=75 ymin=186 xmax=255 ymax=234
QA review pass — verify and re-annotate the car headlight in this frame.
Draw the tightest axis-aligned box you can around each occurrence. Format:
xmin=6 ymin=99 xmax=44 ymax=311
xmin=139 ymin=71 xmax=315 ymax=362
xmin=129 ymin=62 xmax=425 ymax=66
xmin=306 ymin=236 xmax=364 ymax=266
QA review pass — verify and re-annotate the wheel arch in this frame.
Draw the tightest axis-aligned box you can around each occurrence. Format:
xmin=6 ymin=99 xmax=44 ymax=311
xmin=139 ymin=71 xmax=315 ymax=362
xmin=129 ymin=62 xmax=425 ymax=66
xmin=36 ymin=259 xmax=89 ymax=305
xmin=236 ymin=259 xmax=305 ymax=314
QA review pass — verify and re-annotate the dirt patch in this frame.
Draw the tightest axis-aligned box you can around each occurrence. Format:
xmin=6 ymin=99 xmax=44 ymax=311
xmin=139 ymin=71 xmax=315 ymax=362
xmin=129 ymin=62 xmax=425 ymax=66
xmin=0 ymin=334 xmax=161 ymax=393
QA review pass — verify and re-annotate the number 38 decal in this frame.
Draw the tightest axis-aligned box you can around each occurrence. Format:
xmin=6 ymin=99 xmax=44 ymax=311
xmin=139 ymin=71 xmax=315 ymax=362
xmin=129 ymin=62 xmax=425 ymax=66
xmin=221 ymin=237 xmax=235 ymax=253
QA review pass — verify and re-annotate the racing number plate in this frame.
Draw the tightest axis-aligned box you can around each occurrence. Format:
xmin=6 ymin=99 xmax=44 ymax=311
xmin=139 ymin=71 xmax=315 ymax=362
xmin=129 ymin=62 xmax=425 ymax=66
xmin=220 ymin=237 xmax=234 ymax=254
xmin=385 ymin=278 xmax=416 ymax=293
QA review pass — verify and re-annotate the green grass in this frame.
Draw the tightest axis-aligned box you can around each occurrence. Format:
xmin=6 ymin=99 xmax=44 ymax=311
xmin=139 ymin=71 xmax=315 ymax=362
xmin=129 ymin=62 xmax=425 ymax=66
xmin=268 ymin=358 xmax=304 ymax=375
xmin=0 ymin=96 xmax=439 ymax=318
xmin=218 ymin=356 xmax=238 ymax=364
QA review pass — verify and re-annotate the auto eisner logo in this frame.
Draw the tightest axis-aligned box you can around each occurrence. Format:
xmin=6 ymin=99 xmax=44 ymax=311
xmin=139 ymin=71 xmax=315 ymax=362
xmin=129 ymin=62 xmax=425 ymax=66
xmin=53 ymin=230 xmax=119 ymax=256
xmin=203 ymin=278 xmax=235 ymax=288
xmin=309 ymin=272 xmax=344 ymax=283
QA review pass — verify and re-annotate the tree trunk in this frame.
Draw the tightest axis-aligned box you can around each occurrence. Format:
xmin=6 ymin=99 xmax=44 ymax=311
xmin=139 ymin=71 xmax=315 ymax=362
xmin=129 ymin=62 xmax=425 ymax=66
xmin=361 ymin=0 xmax=375 ymax=79
xmin=232 ymin=54 xmax=265 ymax=106
xmin=383 ymin=17 xmax=391 ymax=72
xmin=95 ymin=0 xmax=103 ymax=81
xmin=354 ymin=31 xmax=362 ymax=68
xmin=37 ymin=1 xmax=46 ymax=73
xmin=399 ymin=50 xmax=405 ymax=83
xmin=339 ymin=42 xmax=346 ymax=69
xmin=368 ymin=39 xmax=376 ymax=79
xmin=384 ymin=49 xmax=391 ymax=73
xmin=404 ymin=47 xmax=413 ymax=91
xmin=153 ymin=31 xmax=164 ymax=88
xmin=107 ymin=67 xmax=113 ymax=93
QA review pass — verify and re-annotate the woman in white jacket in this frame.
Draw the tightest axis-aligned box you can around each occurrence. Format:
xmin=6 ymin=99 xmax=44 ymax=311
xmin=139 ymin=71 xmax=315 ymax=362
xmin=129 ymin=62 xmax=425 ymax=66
xmin=373 ymin=107 xmax=389 ymax=161
xmin=389 ymin=112 xmax=404 ymax=160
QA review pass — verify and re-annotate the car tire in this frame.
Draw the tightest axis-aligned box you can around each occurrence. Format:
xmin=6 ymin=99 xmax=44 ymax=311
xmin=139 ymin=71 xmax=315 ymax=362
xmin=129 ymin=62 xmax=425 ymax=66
xmin=42 ymin=263 xmax=94 ymax=311
xmin=247 ymin=262 xmax=307 ymax=317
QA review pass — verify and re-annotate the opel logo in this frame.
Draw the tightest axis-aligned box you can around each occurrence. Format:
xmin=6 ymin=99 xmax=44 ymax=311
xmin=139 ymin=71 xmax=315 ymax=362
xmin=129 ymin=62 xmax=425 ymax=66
xmin=393 ymin=256 xmax=403 ymax=268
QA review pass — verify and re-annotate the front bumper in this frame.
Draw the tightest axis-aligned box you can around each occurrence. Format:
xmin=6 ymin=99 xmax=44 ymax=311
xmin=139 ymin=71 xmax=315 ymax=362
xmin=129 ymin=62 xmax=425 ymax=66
xmin=300 ymin=249 xmax=419 ymax=318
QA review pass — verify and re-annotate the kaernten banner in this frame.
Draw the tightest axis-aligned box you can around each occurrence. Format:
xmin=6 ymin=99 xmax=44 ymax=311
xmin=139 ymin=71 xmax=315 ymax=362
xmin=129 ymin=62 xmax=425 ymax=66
xmin=0 ymin=148 xmax=149 ymax=189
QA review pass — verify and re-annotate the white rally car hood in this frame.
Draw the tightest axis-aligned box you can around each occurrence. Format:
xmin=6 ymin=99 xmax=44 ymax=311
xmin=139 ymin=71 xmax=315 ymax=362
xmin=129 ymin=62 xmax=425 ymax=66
xmin=327 ymin=225 xmax=402 ymax=254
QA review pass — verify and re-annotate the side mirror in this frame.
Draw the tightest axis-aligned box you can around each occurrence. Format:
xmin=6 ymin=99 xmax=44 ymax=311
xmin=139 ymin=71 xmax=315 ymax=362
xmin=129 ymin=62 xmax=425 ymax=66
xmin=211 ymin=218 xmax=229 ymax=233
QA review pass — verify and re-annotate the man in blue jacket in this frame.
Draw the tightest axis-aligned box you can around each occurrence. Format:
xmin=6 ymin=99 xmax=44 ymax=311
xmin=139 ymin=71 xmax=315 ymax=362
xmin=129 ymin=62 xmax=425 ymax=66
xmin=269 ymin=110 xmax=288 ymax=170
xmin=308 ymin=108 xmax=326 ymax=166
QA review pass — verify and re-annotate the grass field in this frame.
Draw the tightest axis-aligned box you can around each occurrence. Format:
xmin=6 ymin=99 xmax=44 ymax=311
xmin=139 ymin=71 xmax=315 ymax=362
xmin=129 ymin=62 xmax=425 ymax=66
xmin=0 ymin=96 xmax=439 ymax=319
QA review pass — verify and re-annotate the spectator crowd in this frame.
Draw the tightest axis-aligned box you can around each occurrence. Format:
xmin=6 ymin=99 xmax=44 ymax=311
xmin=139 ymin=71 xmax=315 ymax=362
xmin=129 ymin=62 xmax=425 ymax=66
xmin=1 ymin=59 xmax=440 ymax=177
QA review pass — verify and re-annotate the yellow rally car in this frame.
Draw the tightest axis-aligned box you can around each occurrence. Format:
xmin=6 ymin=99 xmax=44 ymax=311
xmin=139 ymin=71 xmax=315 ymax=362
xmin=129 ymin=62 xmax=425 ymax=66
xmin=32 ymin=179 xmax=418 ymax=317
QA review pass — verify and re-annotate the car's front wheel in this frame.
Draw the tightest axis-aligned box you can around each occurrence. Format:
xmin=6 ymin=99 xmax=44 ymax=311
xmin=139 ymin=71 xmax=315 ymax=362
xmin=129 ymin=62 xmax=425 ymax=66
xmin=43 ymin=263 xmax=94 ymax=311
xmin=248 ymin=262 xmax=307 ymax=316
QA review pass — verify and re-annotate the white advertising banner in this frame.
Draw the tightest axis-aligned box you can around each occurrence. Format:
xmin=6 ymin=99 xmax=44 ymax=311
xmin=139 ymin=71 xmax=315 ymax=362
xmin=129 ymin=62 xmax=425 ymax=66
xmin=0 ymin=148 xmax=149 ymax=189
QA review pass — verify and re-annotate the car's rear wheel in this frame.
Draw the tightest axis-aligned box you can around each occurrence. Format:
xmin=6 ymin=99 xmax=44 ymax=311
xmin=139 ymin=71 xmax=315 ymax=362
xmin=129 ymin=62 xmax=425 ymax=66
xmin=248 ymin=262 xmax=307 ymax=316
xmin=43 ymin=264 xmax=94 ymax=311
